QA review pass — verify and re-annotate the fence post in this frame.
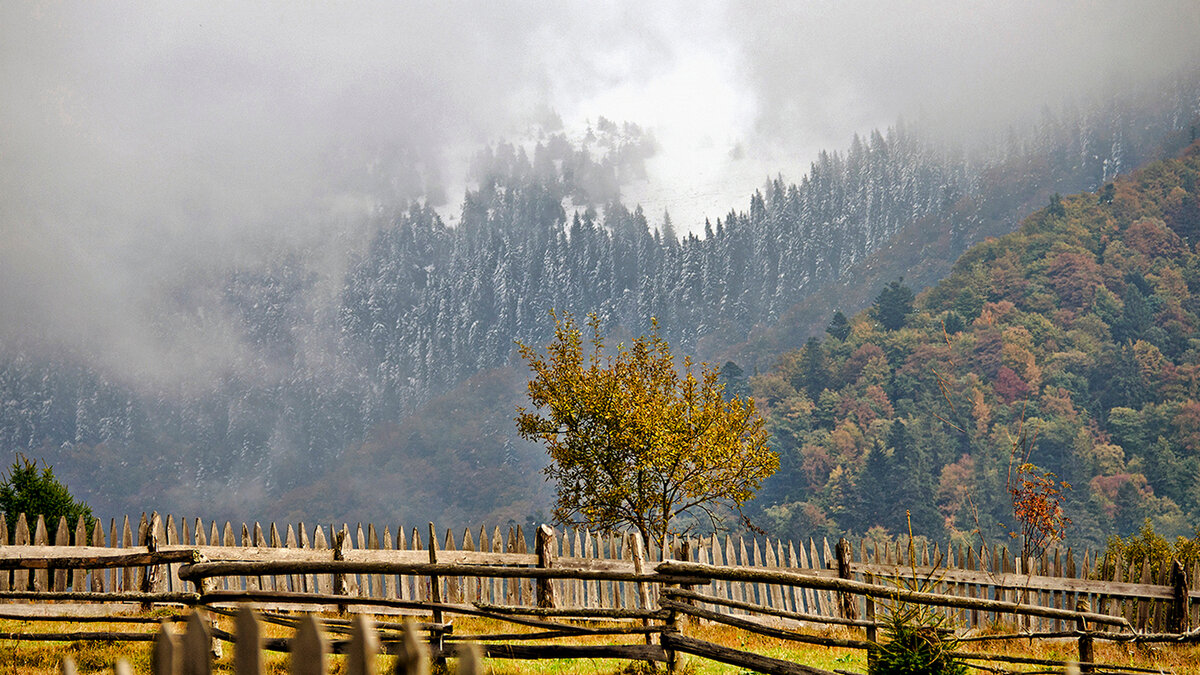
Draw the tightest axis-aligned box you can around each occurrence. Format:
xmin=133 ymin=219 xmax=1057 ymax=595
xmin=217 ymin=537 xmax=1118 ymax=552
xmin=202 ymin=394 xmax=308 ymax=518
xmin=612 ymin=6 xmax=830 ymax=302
xmin=142 ymin=513 xmax=160 ymax=611
xmin=664 ymin=587 xmax=681 ymax=675
xmin=152 ymin=619 xmax=181 ymax=675
xmin=234 ymin=607 xmax=263 ymax=675
xmin=292 ymin=614 xmax=327 ymax=675
xmin=347 ymin=613 xmax=379 ymax=675
xmin=836 ymin=538 xmax=857 ymax=621
xmin=428 ymin=522 xmax=446 ymax=667
xmin=862 ymin=539 xmax=878 ymax=672
xmin=398 ymin=620 xmax=431 ymax=675
xmin=428 ymin=522 xmax=443 ymax=621
xmin=333 ymin=528 xmax=348 ymax=614
xmin=1075 ymin=599 xmax=1094 ymax=674
xmin=182 ymin=610 xmax=213 ymax=675
xmin=1168 ymin=559 xmax=1189 ymax=633
xmin=535 ymin=524 xmax=557 ymax=609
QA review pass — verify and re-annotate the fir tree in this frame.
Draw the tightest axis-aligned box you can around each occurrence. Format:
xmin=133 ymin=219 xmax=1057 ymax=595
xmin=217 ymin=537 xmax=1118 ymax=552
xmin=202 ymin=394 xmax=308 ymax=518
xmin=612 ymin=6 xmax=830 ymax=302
xmin=826 ymin=310 xmax=851 ymax=341
xmin=873 ymin=278 xmax=915 ymax=331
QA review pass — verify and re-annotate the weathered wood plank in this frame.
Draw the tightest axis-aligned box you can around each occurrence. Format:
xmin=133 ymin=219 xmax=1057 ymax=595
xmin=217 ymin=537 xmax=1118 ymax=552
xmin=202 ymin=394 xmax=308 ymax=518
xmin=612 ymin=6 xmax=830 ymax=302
xmin=0 ymin=514 xmax=8 ymax=593
xmin=461 ymin=527 xmax=476 ymax=604
xmin=291 ymin=614 xmax=327 ymax=675
xmin=382 ymin=527 xmax=395 ymax=600
xmin=347 ymin=613 xmax=378 ymax=675
xmin=661 ymin=632 xmax=836 ymax=675
xmin=846 ymin=561 xmax=1182 ymax=600
xmin=71 ymin=516 xmax=86 ymax=592
xmin=90 ymin=519 xmax=106 ymax=592
xmin=656 ymin=561 xmax=1130 ymax=627
xmin=235 ymin=606 xmax=263 ymax=675
xmin=165 ymin=516 xmax=182 ymax=593
xmin=1137 ymin=558 xmax=1152 ymax=631
xmin=492 ymin=526 xmax=504 ymax=607
xmin=313 ymin=526 xmax=329 ymax=595
xmin=33 ymin=515 xmax=48 ymax=591
xmin=398 ymin=526 xmax=410 ymax=601
xmin=268 ymin=522 xmax=282 ymax=592
xmin=182 ymin=610 xmax=212 ymax=675
xmin=152 ymin=619 xmax=180 ymax=675
xmin=444 ymin=527 xmax=460 ymax=603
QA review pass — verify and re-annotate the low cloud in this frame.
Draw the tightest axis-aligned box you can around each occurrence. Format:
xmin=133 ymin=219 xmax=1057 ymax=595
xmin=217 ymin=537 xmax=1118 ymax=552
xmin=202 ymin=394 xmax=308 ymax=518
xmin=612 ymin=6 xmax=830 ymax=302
xmin=2 ymin=0 xmax=1197 ymax=388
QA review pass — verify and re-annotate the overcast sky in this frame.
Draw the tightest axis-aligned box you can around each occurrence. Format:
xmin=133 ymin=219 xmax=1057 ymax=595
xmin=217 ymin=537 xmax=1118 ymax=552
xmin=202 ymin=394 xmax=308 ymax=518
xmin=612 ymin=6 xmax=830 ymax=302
xmin=2 ymin=0 xmax=1199 ymax=382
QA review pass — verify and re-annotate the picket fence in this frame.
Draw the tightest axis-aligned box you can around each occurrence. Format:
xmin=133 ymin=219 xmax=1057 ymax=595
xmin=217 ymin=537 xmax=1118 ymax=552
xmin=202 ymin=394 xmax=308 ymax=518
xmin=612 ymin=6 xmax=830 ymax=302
xmin=1 ymin=510 xmax=1197 ymax=635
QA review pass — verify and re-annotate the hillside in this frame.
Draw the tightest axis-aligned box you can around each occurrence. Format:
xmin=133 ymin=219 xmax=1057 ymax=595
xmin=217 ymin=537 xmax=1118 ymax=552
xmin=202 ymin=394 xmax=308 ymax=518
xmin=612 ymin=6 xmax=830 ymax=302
xmin=750 ymin=142 xmax=1200 ymax=549
xmin=1 ymin=77 xmax=1197 ymax=526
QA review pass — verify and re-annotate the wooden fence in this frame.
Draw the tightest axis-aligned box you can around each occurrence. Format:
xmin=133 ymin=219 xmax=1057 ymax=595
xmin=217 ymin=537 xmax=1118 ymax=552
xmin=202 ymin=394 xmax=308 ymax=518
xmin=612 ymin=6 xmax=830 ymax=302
xmin=1 ymin=511 xmax=1196 ymax=633
xmin=62 ymin=608 xmax=483 ymax=675
xmin=1 ymin=511 xmax=1198 ymax=674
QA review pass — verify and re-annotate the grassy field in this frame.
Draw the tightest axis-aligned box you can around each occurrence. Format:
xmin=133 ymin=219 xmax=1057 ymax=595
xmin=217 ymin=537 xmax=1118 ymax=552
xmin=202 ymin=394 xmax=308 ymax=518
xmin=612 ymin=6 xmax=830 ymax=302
xmin=2 ymin=611 xmax=1197 ymax=674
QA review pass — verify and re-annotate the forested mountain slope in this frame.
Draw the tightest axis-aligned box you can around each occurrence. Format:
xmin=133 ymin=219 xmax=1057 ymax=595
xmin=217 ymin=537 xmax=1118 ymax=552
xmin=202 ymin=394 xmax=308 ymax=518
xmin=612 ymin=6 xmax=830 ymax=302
xmin=751 ymin=143 xmax=1200 ymax=549
xmin=1 ymin=77 xmax=1197 ymax=524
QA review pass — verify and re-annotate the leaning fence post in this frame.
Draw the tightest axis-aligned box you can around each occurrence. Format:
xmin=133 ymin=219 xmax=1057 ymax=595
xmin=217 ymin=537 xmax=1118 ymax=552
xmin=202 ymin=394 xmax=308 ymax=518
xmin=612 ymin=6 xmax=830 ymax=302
xmin=535 ymin=524 xmax=557 ymax=609
xmin=1075 ymin=599 xmax=1094 ymax=674
xmin=1168 ymin=559 xmax=1189 ymax=633
xmin=836 ymin=538 xmax=857 ymax=620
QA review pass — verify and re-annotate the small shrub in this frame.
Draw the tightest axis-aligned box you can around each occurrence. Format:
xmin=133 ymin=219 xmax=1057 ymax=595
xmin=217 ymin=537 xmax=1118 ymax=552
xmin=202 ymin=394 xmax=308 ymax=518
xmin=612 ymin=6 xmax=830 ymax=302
xmin=872 ymin=602 xmax=967 ymax=675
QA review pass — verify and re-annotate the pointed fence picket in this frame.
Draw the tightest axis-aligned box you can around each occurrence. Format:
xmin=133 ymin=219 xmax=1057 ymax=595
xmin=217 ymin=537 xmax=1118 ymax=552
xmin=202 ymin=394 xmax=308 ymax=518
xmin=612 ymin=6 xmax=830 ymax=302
xmin=0 ymin=511 xmax=1197 ymax=637
xmin=65 ymin=608 xmax=472 ymax=675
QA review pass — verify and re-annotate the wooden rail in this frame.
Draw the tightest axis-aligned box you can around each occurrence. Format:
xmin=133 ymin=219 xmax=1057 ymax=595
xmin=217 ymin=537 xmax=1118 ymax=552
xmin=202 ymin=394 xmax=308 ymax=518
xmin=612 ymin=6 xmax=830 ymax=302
xmin=1 ymin=511 xmax=1197 ymax=673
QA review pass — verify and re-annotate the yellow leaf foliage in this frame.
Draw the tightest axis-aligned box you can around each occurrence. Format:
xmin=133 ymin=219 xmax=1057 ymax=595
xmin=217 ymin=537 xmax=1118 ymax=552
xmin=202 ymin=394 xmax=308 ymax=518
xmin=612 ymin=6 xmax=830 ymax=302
xmin=516 ymin=312 xmax=777 ymax=545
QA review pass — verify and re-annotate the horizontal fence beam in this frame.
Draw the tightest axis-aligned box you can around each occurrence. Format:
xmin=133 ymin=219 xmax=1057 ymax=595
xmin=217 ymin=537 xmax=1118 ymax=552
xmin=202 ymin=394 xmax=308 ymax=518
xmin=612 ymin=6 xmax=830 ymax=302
xmin=656 ymin=560 xmax=1132 ymax=628
xmin=0 ymin=546 xmax=199 ymax=569
xmin=177 ymin=559 xmax=673 ymax=583
xmin=853 ymin=561 xmax=1199 ymax=600
xmin=661 ymin=632 xmax=838 ymax=675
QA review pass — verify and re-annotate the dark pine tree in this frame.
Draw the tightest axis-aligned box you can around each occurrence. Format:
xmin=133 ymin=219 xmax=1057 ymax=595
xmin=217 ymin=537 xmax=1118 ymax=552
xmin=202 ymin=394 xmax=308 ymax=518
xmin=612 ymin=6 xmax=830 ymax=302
xmin=887 ymin=420 xmax=941 ymax=537
xmin=800 ymin=337 xmax=830 ymax=399
xmin=826 ymin=310 xmax=851 ymax=341
xmin=858 ymin=440 xmax=893 ymax=532
xmin=873 ymin=278 xmax=915 ymax=331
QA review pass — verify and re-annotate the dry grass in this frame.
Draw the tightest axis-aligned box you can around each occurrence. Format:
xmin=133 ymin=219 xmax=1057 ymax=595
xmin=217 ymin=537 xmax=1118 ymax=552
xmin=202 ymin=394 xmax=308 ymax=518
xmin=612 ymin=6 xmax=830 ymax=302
xmin=0 ymin=611 xmax=1196 ymax=674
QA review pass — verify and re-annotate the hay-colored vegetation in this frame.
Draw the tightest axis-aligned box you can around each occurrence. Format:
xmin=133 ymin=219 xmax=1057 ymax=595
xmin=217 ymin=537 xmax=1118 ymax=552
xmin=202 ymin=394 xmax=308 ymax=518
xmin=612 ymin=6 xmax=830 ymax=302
xmin=1 ymin=611 xmax=1198 ymax=674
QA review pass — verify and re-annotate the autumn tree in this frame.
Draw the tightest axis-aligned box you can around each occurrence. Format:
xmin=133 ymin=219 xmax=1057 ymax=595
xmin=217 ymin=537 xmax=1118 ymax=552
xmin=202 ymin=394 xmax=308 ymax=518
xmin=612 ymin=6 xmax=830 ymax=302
xmin=516 ymin=312 xmax=777 ymax=546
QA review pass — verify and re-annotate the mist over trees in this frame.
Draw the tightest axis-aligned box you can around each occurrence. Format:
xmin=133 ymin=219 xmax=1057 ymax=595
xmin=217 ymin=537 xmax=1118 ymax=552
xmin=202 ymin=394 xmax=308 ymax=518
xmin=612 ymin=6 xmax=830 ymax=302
xmin=1 ymin=75 xmax=1198 ymax=526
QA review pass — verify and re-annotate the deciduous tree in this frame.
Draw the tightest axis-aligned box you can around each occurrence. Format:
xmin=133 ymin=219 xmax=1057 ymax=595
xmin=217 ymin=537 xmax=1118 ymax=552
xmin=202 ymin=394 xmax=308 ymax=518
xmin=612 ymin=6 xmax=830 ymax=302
xmin=516 ymin=313 xmax=777 ymax=545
